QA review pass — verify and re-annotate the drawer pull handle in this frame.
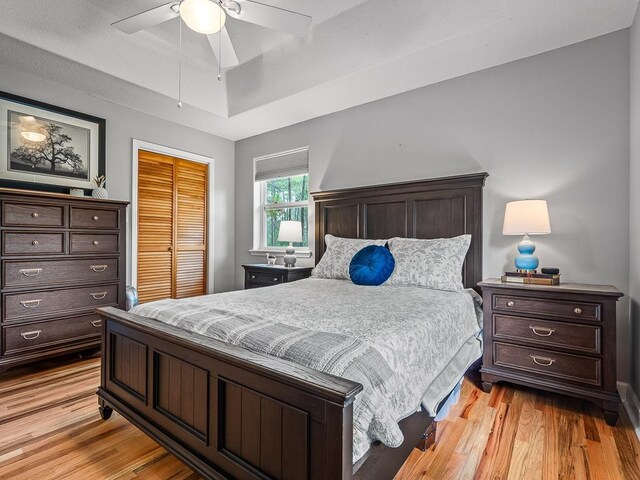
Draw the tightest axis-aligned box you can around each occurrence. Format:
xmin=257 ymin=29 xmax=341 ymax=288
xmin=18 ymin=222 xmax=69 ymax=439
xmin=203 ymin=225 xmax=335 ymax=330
xmin=20 ymin=299 xmax=42 ymax=308
xmin=92 ymin=215 xmax=99 ymax=221
xmin=529 ymin=325 xmax=555 ymax=337
xmin=574 ymin=307 xmax=583 ymax=315
xmin=530 ymin=355 xmax=556 ymax=367
xmin=90 ymin=265 xmax=108 ymax=272
xmin=273 ymin=277 xmax=279 ymax=282
xmin=92 ymin=240 xmax=99 ymax=246
xmin=31 ymin=212 xmax=39 ymax=218
xmin=32 ymin=240 xmax=39 ymax=246
xmin=90 ymin=292 xmax=108 ymax=300
xmin=250 ymin=275 xmax=256 ymax=279
xmin=19 ymin=268 xmax=42 ymax=277
xmin=506 ymin=300 xmax=515 ymax=307
xmin=20 ymin=330 xmax=41 ymax=340
xmin=91 ymin=320 xmax=102 ymax=327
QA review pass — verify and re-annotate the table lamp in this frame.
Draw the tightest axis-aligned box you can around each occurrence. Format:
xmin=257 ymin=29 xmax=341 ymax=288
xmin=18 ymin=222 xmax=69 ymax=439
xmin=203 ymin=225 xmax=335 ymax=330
xmin=278 ymin=220 xmax=302 ymax=267
xmin=502 ymin=200 xmax=551 ymax=272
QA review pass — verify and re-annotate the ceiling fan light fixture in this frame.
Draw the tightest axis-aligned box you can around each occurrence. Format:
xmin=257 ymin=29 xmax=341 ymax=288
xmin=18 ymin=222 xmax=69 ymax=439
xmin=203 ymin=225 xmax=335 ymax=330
xmin=180 ymin=0 xmax=226 ymax=34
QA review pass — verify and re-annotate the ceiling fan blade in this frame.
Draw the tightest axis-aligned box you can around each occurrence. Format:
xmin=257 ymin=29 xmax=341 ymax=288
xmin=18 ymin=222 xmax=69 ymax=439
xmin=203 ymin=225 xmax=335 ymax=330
xmin=207 ymin=27 xmax=239 ymax=68
xmin=233 ymin=0 xmax=311 ymax=37
xmin=112 ymin=2 xmax=179 ymax=34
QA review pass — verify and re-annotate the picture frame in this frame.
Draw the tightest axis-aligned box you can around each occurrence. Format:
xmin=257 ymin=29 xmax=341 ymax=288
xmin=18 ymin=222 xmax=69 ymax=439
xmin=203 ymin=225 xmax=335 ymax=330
xmin=0 ymin=90 xmax=105 ymax=194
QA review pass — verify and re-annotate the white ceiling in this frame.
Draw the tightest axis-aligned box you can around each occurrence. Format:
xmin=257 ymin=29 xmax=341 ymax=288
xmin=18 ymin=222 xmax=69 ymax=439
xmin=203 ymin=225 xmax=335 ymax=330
xmin=0 ymin=0 xmax=638 ymax=140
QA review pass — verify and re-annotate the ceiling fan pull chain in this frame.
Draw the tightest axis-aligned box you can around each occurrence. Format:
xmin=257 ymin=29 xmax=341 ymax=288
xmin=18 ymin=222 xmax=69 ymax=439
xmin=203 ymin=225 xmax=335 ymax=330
xmin=217 ymin=1 xmax=222 ymax=81
xmin=177 ymin=10 xmax=183 ymax=108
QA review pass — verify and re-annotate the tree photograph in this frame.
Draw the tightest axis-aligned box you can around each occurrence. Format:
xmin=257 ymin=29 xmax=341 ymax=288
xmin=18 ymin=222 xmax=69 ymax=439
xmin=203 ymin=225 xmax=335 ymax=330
xmin=8 ymin=111 xmax=90 ymax=180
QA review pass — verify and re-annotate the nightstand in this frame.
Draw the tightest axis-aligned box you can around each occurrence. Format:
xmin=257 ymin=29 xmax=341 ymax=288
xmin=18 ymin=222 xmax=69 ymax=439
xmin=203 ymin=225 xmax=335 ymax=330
xmin=478 ymin=278 xmax=623 ymax=425
xmin=242 ymin=264 xmax=313 ymax=289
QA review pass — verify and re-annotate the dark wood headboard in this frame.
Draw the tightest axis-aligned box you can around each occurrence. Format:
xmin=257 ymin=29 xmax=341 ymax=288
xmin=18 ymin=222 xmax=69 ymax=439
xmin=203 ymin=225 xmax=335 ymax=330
xmin=312 ymin=172 xmax=489 ymax=289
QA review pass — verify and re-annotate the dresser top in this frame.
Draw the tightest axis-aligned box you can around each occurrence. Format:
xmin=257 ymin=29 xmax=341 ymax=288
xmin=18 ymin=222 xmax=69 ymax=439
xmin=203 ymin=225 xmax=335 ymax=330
xmin=479 ymin=278 xmax=623 ymax=297
xmin=0 ymin=187 xmax=129 ymax=205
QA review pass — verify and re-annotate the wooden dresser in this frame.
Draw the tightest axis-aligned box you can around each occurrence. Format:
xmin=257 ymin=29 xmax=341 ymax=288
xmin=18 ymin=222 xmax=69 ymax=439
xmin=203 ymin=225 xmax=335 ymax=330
xmin=0 ymin=188 xmax=128 ymax=374
xmin=242 ymin=264 xmax=313 ymax=289
xmin=478 ymin=278 xmax=623 ymax=425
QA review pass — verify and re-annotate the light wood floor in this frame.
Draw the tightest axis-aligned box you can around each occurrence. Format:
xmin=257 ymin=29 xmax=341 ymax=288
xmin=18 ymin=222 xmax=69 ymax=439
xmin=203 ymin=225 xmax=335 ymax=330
xmin=0 ymin=356 xmax=639 ymax=480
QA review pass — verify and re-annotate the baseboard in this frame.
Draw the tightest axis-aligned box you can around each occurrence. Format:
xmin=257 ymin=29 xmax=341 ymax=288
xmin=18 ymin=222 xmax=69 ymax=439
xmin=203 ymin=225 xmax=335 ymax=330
xmin=618 ymin=381 xmax=640 ymax=440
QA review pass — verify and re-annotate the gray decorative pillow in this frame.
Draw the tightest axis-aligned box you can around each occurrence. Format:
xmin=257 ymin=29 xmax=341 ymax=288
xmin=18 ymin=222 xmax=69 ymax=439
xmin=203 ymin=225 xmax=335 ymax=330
xmin=386 ymin=235 xmax=471 ymax=291
xmin=312 ymin=234 xmax=387 ymax=280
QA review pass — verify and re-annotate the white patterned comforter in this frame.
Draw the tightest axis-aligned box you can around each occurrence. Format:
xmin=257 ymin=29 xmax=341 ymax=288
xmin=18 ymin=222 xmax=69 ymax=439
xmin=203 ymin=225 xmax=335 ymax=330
xmin=131 ymin=277 xmax=482 ymax=461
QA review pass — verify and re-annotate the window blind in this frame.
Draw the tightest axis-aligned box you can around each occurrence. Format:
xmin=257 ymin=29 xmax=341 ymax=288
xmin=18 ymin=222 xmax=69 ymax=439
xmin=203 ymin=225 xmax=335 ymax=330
xmin=254 ymin=147 xmax=309 ymax=182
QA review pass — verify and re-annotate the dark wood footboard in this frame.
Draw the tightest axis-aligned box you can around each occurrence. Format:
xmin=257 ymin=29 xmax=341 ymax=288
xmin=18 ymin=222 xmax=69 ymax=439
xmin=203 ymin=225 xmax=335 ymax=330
xmin=96 ymin=306 xmax=363 ymax=480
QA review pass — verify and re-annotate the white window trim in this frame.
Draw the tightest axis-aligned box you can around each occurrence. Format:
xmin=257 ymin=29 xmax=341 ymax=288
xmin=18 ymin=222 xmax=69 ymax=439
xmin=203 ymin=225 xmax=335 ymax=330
xmin=251 ymin=173 xmax=311 ymax=257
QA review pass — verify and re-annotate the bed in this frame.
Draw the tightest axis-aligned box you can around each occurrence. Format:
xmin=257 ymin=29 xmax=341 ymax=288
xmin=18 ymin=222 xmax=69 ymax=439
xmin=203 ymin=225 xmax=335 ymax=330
xmin=96 ymin=172 xmax=488 ymax=480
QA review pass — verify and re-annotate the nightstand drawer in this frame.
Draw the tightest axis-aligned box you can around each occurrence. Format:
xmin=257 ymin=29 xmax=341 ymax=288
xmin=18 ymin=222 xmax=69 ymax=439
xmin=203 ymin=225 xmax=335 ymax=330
xmin=493 ymin=294 xmax=601 ymax=321
xmin=245 ymin=271 xmax=285 ymax=286
xmin=493 ymin=342 xmax=601 ymax=386
xmin=493 ymin=314 xmax=601 ymax=354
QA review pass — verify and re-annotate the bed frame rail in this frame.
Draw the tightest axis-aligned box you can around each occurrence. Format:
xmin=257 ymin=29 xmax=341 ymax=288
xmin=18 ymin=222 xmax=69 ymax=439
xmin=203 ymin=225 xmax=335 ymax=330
xmin=96 ymin=306 xmax=363 ymax=480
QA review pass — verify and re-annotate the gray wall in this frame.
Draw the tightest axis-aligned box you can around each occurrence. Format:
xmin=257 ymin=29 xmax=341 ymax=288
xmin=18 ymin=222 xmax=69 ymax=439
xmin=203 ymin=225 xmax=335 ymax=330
xmin=236 ymin=31 xmax=632 ymax=383
xmin=0 ymin=67 xmax=236 ymax=293
xmin=631 ymin=10 xmax=640 ymax=399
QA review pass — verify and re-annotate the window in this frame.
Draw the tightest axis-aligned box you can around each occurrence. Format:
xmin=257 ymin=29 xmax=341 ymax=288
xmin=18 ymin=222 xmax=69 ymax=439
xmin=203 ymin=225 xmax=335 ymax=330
xmin=254 ymin=147 xmax=309 ymax=251
xmin=262 ymin=174 xmax=309 ymax=248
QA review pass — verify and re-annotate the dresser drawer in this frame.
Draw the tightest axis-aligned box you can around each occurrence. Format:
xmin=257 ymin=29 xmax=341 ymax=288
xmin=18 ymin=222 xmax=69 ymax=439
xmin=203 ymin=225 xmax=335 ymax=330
xmin=2 ymin=202 xmax=64 ymax=227
xmin=70 ymin=233 xmax=119 ymax=254
xmin=493 ymin=342 xmax=601 ymax=386
xmin=493 ymin=314 xmax=601 ymax=354
xmin=2 ymin=232 xmax=65 ymax=255
xmin=245 ymin=271 xmax=285 ymax=286
xmin=493 ymin=294 xmax=601 ymax=321
xmin=2 ymin=314 xmax=102 ymax=356
xmin=70 ymin=207 xmax=119 ymax=229
xmin=3 ymin=258 xmax=119 ymax=288
xmin=3 ymin=284 xmax=118 ymax=322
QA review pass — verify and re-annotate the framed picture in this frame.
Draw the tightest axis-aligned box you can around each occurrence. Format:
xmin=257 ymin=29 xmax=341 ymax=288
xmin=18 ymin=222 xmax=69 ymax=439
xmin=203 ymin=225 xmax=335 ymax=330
xmin=0 ymin=91 xmax=105 ymax=194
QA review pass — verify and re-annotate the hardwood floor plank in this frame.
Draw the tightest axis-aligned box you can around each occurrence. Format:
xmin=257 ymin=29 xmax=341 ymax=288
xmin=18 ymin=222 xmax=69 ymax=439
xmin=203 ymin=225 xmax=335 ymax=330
xmin=611 ymin=413 xmax=640 ymax=480
xmin=519 ymin=409 xmax=544 ymax=480
xmin=2 ymin=357 xmax=640 ymax=480
xmin=456 ymin=405 xmax=497 ymax=479
xmin=556 ymin=396 xmax=589 ymax=480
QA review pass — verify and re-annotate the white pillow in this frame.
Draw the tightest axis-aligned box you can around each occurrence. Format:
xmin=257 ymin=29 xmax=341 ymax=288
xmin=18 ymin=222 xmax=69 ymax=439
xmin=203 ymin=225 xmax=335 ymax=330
xmin=312 ymin=234 xmax=387 ymax=280
xmin=385 ymin=235 xmax=471 ymax=291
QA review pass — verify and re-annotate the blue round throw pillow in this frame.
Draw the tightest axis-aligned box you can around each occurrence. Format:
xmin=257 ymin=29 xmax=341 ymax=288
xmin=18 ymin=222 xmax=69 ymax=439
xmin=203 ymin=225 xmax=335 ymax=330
xmin=349 ymin=245 xmax=395 ymax=286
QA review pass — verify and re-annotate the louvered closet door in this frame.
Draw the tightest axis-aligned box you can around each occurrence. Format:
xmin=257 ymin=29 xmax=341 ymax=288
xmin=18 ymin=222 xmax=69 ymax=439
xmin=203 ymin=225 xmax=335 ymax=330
xmin=137 ymin=151 xmax=175 ymax=303
xmin=137 ymin=151 xmax=208 ymax=303
xmin=175 ymin=159 xmax=208 ymax=298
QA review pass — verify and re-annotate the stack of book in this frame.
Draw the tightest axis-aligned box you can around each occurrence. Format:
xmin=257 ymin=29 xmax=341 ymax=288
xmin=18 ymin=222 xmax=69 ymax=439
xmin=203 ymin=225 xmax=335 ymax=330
xmin=501 ymin=271 xmax=560 ymax=285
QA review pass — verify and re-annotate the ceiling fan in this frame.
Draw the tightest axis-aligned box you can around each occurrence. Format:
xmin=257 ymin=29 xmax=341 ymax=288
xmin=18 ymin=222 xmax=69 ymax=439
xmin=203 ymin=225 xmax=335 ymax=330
xmin=111 ymin=0 xmax=312 ymax=69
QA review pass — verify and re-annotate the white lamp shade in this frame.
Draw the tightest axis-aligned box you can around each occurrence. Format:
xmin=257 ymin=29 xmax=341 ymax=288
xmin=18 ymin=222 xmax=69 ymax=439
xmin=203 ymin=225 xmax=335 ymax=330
xmin=180 ymin=0 xmax=226 ymax=34
xmin=502 ymin=200 xmax=551 ymax=235
xmin=278 ymin=221 xmax=302 ymax=243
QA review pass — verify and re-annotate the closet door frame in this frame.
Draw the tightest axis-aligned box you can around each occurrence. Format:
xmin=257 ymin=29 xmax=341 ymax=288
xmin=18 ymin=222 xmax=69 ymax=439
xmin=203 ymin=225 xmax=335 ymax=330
xmin=131 ymin=139 xmax=214 ymax=294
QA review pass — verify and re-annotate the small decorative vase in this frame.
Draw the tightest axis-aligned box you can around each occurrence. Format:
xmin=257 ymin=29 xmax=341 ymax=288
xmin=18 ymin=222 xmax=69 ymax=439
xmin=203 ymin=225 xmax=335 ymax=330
xmin=92 ymin=187 xmax=109 ymax=199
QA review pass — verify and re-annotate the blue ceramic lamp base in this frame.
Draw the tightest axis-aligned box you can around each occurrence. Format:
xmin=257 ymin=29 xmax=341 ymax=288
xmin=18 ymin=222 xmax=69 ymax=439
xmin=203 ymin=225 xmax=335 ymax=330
xmin=514 ymin=234 xmax=539 ymax=272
